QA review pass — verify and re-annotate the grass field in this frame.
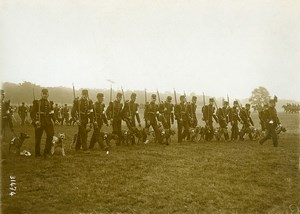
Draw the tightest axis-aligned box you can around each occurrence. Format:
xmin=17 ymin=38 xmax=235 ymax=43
xmin=1 ymin=112 xmax=300 ymax=214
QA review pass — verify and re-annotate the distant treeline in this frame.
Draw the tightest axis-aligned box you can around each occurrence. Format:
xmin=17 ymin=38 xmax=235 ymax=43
xmin=2 ymin=81 xmax=207 ymax=106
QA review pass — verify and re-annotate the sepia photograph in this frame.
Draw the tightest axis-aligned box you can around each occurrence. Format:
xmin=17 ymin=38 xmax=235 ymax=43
xmin=1 ymin=0 xmax=300 ymax=213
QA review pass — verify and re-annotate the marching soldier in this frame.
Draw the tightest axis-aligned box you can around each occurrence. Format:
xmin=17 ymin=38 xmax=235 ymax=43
xmin=61 ymin=104 xmax=70 ymax=125
xmin=106 ymin=93 xmax=123 ymax=145
xmin=175 ymin=95 xmax=190 ymax=142
xmin=258 ymin=104 xmax=268 ymax=132
xmin=159 ymin=96 xmax=174 ymax=129
xmin=202 ymin=98 xmax=218 ymax=141
xmin=144 ymin=94 xmax=162 ymax=143
xmin=18 ymin=102 xmax=27 ymax=126
xmin=216 ymin=100 xmax=230 ymax=141
xmin=1 ymin=90 xmax=15 ymax=139
xmin=71 ymin=89 xmax=93 ymax=153
xmin=188 ymin=96 xmax=198 ymax=128
xmin=30 ymin=89 xmax=58 ymax=158
xmin=122 ymin=92 xmax=141 ymax=129
xmin=259 ymin=99 xmax=281 ymax=147
xmin=239 ymin=103 xmax=254 ymax=141
xmin=229 ymin=101 xmax=241 ymax=141
xmin=89 ymin=93 xmax=109 ymax=150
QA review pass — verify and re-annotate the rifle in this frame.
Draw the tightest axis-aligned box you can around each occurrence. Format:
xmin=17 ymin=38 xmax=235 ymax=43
xmin=110 ymin=85 xmax=112 ymax=103
xmin=173 ymin=89 xmax=177 ymax=105
xmin=156 ymin=89 xmax=161 ymax=104
xmin=145 ymin=89 xmax=147 ymax=104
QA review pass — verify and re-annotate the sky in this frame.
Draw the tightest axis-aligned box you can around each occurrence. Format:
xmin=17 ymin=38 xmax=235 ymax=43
xmin=1 ymin=0 xmax=299 ymax=101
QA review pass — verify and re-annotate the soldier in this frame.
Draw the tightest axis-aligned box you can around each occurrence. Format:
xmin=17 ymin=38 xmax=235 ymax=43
xmin=216 ymin=100 xmax=230 ymax=141
xmin=202 ymin=98 xmax=218 ymax=141
xmin=258 ymin=104 xmax=268 ymax=132
xmin=144 ymin=94 xmax=162 ymax=143
xmin=30 ymin=89 xmax=58 ymax=158
xmin=188 ymin=96 xmax=198 ymax=128
xmin=122 ymin=93 xmax=142 ymax=129
xmin=259 ymin=99 xmax=281 ymax=147
xmin=159 ymin=96 xmax=174 ymax=129
xmin=1 ymin=90 xmax=15 ymax=139
xmin=89 ymin=93 xmax=109 ymax=150
xmin=54 ymin=104 xmax=61 ymax=124
xmin=106 ymin=93 xmax=123 ymax=145
xmin=175 ymin=95 xmax=190 ymax=142
xmin=71 ymin=89 xmax=93 ymax=153
xmin=239 ymin=103 xmax=254 ymax=141
xmin=61 ymin=104 xmax=70 ymax=125
xmin=229 ymin=100 xmax=241 ymax=141
xmin=18 ymin=102 xmax=27 ymax=126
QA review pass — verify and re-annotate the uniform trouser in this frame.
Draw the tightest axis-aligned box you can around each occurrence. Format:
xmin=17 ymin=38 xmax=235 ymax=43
xmin=1 ymin=117 xmax=14 ymax=138
xmin=219 ymin=122 xmax=229 ymax=140
xmin=231 ymin=121 xmax=239 ymax=140
xmin=112 ymin=118 xmax=122 ymax=145
xmin=146 ymin=120 xmax=161 ymax=143
xmin=205 ymin=121 xmax=214 ymax=141
xmin=259 ymin=125 xmax=278 ymax=147
xmin=260 ymin=121 xmax=266 ymax=131
xmin=35 ymin=125 xmax=54 ymax=156
xmin=240 ymin=123 xmax=252 ymax=140
xmin=76 ymin=123 xmax=88 ymax=151
xmin=177 ymin=120 xmax=190 ymax=142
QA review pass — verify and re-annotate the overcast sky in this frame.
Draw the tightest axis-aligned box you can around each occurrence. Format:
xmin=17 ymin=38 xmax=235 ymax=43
xmin=1 ymin=0 xmax=299 ymax=100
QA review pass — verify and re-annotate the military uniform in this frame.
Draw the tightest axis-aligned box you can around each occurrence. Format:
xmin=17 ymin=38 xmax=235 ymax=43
xmin=229 ymin=101 xmax=241 ymax=141
xmin=175 ymin=95 xmax=190 ymax=142
xmin=188 ymin=96 xmax=198 ymax=128
xmin=144 ymin=94 xmax=162 ymax=143
xmin=61 ymin=104 xmax=70 ymax=125
xmin=71 ymin=89 xmax=94 ymax=151
xmin=54 ymin=104 xmax=62 ymax=124
xmin=216 ymin=101 xmax=230 ymax=141
xmin=159 ymin=96 xmax=174 ymax=129
xmin=122 ymin=93 xmax=141 ymax=129
xmin=258 ymin=104 xmax=268 ymax=131
xmin=89 ymin=93 xmax=109 ymax=150
xmin=239 ymin=104 xmax=254 ymax=140
xmin=1 ymin=90 xmax=14 ymax=138
xmin=202 ymin=98 xmax=218 ymax=141
xmin=259 ymin=100 xmax=280 ymax=147
xmin=30 ymin=89 xmax=56 ymax=157
xmin=18 ymin=103 xmax=27 ymax=126
xmin=106 ymin=93 xmax=123 ymax=145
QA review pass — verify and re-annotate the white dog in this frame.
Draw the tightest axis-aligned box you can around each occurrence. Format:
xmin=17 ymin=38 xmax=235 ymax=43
xmin=51 ymin=133 xmax=66 ymax=156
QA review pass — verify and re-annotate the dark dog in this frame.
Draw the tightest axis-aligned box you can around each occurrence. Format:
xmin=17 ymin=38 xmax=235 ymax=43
xmin=159 ymin=128 xmax=175 ymax=145
xmin=190 ymin=127 xmax=202 ymax=142
xmin=121 ymin=130 xmax=135 ymax=145
xmin=100 ymin=132 xmax=118 ymax=148
xmin=9 ymin=133 xmax=30 ymax=155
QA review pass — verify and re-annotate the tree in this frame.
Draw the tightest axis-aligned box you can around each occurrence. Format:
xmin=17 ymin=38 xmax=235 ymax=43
xmin=249 ymin=87 xmax=271 ymax=111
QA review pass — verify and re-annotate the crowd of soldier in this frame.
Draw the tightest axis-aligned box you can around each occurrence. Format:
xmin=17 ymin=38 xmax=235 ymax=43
xmin=1 ymin=88 xmax=283 ymax=158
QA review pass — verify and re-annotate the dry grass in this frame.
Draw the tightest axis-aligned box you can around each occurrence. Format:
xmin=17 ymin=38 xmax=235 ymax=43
xmin=1 ymin=113 xmax=299 ymax=214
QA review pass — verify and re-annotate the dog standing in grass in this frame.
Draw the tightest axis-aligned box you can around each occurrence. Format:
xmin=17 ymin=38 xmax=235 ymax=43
xmin=51 ymin=133 xmax=66 ymax=156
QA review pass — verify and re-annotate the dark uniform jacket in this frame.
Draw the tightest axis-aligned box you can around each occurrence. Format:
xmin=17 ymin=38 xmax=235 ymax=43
xmin=264 ymin=107 xmax=280 ymax=127
xmin=217 ymin=107 xmax=229 ymax=127
xmin=106 ymin=100 xmax=123 ymax=120
xmin=160 ymin=102 xmax=174 ymax=123
xmin=175 ymin=103 xmax=190 ymax=122
xmin=30 ymin=99 xmax=56 ymax=126
xmin=144 ymin=101 xmax=159 ymax=123
xmin=93 ymin=101 xmax=108 ymax=126
xmin=229 ymin=106 xmax=240 ymax=123
xmin=71 ymin=98 xmax=93 ymax=124
xmin=122 ymin=101 xmax=140 ymax=125
xmin=18 ymin=105 xmax=27 ymax=117
xmin=188 ymin=103 xmax=197 ymax=124
xmin=202 ymin=104 xmax=218 ymax=123
xmin=239 ymin=108 xmax=254 ymax=126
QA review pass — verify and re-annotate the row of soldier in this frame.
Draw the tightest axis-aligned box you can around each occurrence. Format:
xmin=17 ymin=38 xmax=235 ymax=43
xmin=2 ymin=88 xmax=282 ymax=158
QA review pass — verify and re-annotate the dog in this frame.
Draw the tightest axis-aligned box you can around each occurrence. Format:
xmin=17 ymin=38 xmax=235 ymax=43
xmin=121 ymin=130 xmax=135 ymax=145
xmin=99 ymin=132 xmax=118 ymax=148
xmin=9 ymin=132 xmax=30 ymax=155
xmin=51 ymin=133 xmax=66 ymax=156
xmin=190 ymin=126 xmax=202 ymax=142
xmin=159 ymin=128 xmax=175 ymax=145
